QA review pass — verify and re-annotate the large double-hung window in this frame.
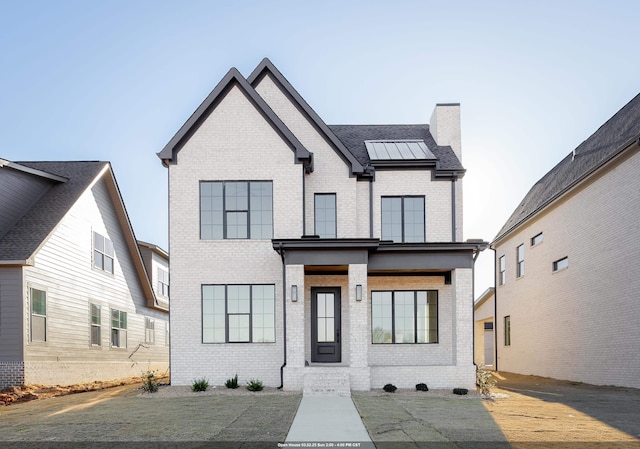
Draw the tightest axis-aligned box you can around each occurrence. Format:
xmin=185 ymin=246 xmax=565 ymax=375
xmin=381 ymin=196 xmax=425 ymax=243
xmin=202 ymin=284 xmax=275 ymax=343
xmin=200 ymin=181 xmax=273 ymax=240
xmin=371 ymin=290 xmax=438 ymax=344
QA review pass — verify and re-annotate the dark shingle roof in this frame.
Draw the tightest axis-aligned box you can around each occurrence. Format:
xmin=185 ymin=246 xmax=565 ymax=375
xmin=0 ymin=161 xmax=107 ymax=261
xmin=494 ymin=93 xmax=640 ymax=242
xmin=328 ymin=124 xmax=464 ymax=172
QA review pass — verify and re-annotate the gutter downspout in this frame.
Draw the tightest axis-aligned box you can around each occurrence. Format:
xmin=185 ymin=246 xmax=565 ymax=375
xmin=277 ymin=243 xmax=287 ymax=390
xmin=302 ymin=167 xmax=306 ymax=236
xmin=492 ymin=247 xmax=498 ymax=372
xmin=369 ymin=177 xmax=373 ymax=238
xmin=451 ymin=175 xmax=457 ymax=242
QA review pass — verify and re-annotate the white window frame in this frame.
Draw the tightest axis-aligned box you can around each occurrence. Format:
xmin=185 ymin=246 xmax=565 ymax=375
xmin=145 ymin=317 xmax=155 ymax=344
xmin=110 ymin=309 xmax=127 ymax=348
xmin=90 ymin=303 xmax=101 ymax=346
xmin=157 ymin=268 xmax=169 ymax=298
xmin=93 ymin=231 xmax=115 ymax=274
xmin=30 ymin=288 xmax=47 ymax=342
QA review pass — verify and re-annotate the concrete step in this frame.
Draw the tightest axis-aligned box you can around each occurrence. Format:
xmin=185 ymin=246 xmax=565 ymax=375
xmin=303 ymin=368 xmax=351 ymax=396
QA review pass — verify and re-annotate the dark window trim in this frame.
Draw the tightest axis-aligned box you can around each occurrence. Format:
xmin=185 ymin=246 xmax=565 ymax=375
xmin=504 ymin=315 xmax=511 ymax=346
xmin=371 ymin=289 xmax=438 ymax=344
xmin=314 ymin=193 xmax=337 ymax=238
xmin=199 ymin=180 xmax=273 ymax=240
xmin=499 ymin=255 xmax=506 ymax=285
xmin=381 ymin=195 xmax=426 ymax=243
xmin=552 ymin=256 xmax=569 ymax=272
xmin=201 ymin=284 xmax=276 ymax=344
xmin=531 ymin=232 xmax=543 ymax=246
xmin=516 ymin=244 xmax=524 ymax=278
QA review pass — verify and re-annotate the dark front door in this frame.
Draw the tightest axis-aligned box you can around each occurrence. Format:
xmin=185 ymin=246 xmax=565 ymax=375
xmin=311 ymin=287 xmax=341 ymax=363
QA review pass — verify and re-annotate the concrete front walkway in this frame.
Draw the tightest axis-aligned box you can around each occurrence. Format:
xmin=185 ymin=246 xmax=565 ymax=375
xmin=286 ymin=395 xmax=375 ymax=447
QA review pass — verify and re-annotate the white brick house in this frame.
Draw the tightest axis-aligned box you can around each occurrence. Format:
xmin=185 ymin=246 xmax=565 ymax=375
xmin=492 ymin=93 xmax=640 ymax=389
xmin=158 ymin=58 xmax=485 ymax=392
xmin=0 ymin=160 xmax=169 ymax=388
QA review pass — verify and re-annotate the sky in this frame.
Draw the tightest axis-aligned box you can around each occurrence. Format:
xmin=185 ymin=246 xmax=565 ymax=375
xmin=2 ymin=0 xmax=639 ymax=297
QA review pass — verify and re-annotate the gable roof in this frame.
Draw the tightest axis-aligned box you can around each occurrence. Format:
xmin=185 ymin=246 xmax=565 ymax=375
xmin=247 ymin=58 xmax=366 ymax=176
xmin=329 ymin=124 xmax=465 ymax=176
xmin=493 ymin=93 xmax=640 ymax=244
xmin=0 ymin=160 xmax=165 ymax=311
xmin=157 ymin=66 xmax=311 ymax=169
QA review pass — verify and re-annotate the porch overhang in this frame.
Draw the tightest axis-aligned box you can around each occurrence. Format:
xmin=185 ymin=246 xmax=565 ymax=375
xmin=272 ymin=238 xmax=484 ymax=272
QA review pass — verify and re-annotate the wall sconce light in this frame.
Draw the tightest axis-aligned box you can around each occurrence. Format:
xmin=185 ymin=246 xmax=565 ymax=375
xmin=291 ymin=285 xmax=298 ymax=302
xmin=356 ymin=284 xmax=363 ymax=301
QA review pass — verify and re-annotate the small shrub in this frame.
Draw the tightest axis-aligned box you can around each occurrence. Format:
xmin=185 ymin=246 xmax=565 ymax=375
xmin=453 ymin=388 xmax=468 ymax=395
xmin=416 ymin=383 xmax=429 ymax=392
xmin=383 ymin=383 xmax=397 ymax=393
xmin=476 ymin=365 xmax=497 ymax=398
xmin=246 ymin=379 xmax=264 ymax=392
xmin=191 ymin=378 xmax=209 ymax=392
xmin=225 ymin=374 xmax=239 ymax=389
xmin=141 ymin=369 xmax=158 ymax=393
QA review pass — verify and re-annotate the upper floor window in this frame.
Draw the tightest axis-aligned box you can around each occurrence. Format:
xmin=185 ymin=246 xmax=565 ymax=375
xmin=30 ymin=288 xmax=47 ymax=342
xmin=93 ymin=232 xmax=114 ymax=274
xmin=531 ymin=232 xmax=543 ymax=246
xmin=499 ymin=255 xmax=506 ymax=285
xmin=157 ymin=268 xmax=169 ymax=297
xmin=381 ymin=196 xmax=425 ymax=243
xmin=516 ymin=244 xmax=525 ymax=278
xmin=553 ymin=257 xmax=569 ymax=272
xmin=202 ymin=284 xmax=275 ymax=343
xmin=314 ymin=193 xmax=336 ymax=238
xmin=200 ymin=181 xmax=272 ymax=240
xmin=371 ymin=290 xmax=438 ymax=344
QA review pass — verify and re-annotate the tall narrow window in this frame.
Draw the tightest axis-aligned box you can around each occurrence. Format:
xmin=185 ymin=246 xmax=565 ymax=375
xmin=145 ymin=317 xmax=155 ymax=344
xmin=504 ymin=316 xmax=511 ymax=346
xmin=499 ymin=255 xmax=506 ymax=285
xmin=30 ymin=288 xmax=46 ymax=342
xmin=381 ymin=196 xmax=425 ymax=243
xmin=90 ymin=304 xmax=101 ymax=346
xmin=157 ymin=268 xmax=169 ymax=297
xmin=202 ymin=285 xmax=275 ymax=343
xmin=516 ymin=244 xmax=525 ymax=278
xmin=315 ymin=193 xmax=336 ymax=238
xmin=111 ymin=309 xmax=127 ymax=348
xmin=200 ymin=181 xmax=272 ymax=240
xmin=93 ymin=232 xmax=114 ymax=274
xmin=371 ymin=290 xmax=437 ymax=344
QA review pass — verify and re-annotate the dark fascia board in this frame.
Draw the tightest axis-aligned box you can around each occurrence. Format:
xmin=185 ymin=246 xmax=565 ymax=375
xmin=157 ymin=67 xmax=311 ymax=168
xmin=0 ymin=159 xmax=68 ymax=183
xmin=272 ymin=238 xmax=380 ymax=252
xmin=377 ymin=241 xmax=484 ymax=253
xmin=247 ymin=58 xmax=365 ymax=176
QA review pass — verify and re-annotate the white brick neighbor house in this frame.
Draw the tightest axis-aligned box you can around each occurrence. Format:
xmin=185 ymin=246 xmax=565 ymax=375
xmin=159 ymin=58 xmax=486 ymax=392
xmin=473 ymin=287 xmax=495 ymax=368
xmin=0 ymin=160 xmax=169 ymax=388
xmin=492 ymin=93 xmax=640 ymax=389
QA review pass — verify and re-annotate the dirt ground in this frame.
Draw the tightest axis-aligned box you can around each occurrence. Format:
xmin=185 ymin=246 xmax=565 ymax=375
xmin=1 ymin=371 xmax=639 ymax=448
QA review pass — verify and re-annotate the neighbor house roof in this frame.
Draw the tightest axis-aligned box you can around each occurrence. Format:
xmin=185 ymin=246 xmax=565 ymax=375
xmin=0 ymin=160 xmax=166 ymax=311
xmin=493 ymin=93 xmax=640 ymax=244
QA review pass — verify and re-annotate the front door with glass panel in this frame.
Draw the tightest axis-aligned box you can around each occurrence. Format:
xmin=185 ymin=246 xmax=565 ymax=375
xmin=311 ymin=287 xmax=341 ymax=363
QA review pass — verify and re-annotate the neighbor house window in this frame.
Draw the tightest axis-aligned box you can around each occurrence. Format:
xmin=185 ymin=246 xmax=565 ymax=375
xmin=314 ymin=193 xmax=336 ymax=238
xmin=111 ymin=309 xmax=127 ymax=348
xmin=93 ymin=231 xmax=114 ymax=274
xmin=499 ymin=255 xmax=506 ymax=285
xmin=553 ymin=257 xmax=569 ymax=272
xmin=30 ymin=288 xmax=47 ymax=342
xmin=371 ymin=290 xmax=438 ymax=344
xmin=531 ymin=232 xmax=543 ymax=246
xmin=90 ymin=303 xmax=101 ymax=346
xmin=516 ymin=244 xmax=525 ymax=278
xmin=202 ymin=284 xmax=275 ymax=343
xmin=381 ymin=196 xmax=425 ymax=243
xmin=504 ymin=316 xmax=511 ymax=346
xmin=157 ymin=268 xmax=169 ymax=297
xmin=164 ymin=321 xmax=170 ymax=346
xmin=200 ymin=181 xmax=273 ymax=240
xmin=145 ymin=317 xmax=155 ymax=344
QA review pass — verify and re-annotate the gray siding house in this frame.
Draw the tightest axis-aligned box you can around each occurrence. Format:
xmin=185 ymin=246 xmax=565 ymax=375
xmin=159 ymin=58 xmax=486 ymax=393
xmin=0 ymin=160 xmax=169 ymax=388
xmin=492 ymin=93 xmax=640 ymax=389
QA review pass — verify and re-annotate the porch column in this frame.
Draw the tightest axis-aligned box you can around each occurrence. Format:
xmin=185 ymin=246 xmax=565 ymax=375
xmin=348 ymin=263 xmax=370 ymax=390
xmin=285 ymin=264 xmax=305 ymax=368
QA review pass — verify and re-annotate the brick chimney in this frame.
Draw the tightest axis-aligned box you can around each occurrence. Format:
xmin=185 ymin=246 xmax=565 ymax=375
xmin=429 ymin=103 xmax=461 ymax=162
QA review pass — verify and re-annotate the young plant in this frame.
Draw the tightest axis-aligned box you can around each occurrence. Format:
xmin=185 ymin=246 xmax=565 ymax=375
xmin=476 ymin=365 xmax=497 ymax=398
xmin=246 ymin=379 xmax=264 ymax=392
xmin=225 ymin=374 xmax=239 ymax=389
xmin=141 ymin=369 xmax=159 ymax=393
xmin=191 ymin=378 xmax=209 ymax=392
xmin=383 ymin=383 xmax=397 ymax=393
